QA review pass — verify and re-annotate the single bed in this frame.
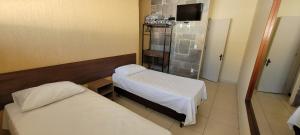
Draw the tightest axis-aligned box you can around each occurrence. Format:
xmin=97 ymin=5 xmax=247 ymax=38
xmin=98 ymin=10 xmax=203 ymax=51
xmin=112 ymin=64 xmax=207 ymax=126
xmin=2 ymin=87 xmax=171 ymax=135
xmin=0 ymin=54 xmax=171 ymax=135
xmin=288 ymin=107 xmax=300 ymax=135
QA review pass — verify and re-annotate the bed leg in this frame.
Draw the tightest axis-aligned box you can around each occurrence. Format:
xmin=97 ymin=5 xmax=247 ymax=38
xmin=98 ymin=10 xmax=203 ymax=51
xmin=294 ymin=126 xmax=300 ymax=135
xmin=180 ymin=123 xmax=183 ymax=128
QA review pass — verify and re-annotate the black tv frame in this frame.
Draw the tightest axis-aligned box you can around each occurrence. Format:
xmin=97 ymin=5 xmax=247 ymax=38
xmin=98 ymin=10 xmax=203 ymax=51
xmin=176 ymin=3 xmax=203 ymax=22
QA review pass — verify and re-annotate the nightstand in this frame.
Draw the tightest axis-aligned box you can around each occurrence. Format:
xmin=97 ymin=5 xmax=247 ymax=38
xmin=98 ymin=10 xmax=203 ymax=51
xmin=86 ymin=78 xmax=115 ymax=100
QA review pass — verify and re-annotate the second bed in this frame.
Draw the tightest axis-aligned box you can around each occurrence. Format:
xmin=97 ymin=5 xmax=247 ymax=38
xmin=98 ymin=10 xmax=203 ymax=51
xmin=113 ymin=64 xmax=207 ymax=126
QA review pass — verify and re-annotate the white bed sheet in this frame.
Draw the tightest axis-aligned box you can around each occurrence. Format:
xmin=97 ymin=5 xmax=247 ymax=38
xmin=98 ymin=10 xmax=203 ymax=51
xmin=2 ymin=90 xmax=171 ymax=135
xmin=288 ymin=107 xmax=300 ymax=129
xmin=112 ymin=69 xmax=207 ymax=126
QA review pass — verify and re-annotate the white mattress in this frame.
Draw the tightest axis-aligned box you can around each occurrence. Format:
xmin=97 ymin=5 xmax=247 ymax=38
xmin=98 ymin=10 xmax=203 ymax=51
xmin=288 ymin=107 xmax=300 ymax=129
xmin=113 ymin=69 xmax=207 ymax=126
xmin=2 ymin=90 xmax=171 ymax=135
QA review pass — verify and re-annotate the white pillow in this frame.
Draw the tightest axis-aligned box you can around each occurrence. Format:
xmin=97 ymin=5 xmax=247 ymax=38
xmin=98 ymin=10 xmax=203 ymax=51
xmin=12 ymin=81 xmax=86 ymax=112
xmin=115 ymin=64 xmax=146 ymax=76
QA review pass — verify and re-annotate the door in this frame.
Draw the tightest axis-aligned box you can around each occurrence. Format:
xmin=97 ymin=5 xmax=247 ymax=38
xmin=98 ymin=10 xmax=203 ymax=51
xmin=257 ymin=16 xmax=300 ymax=93
xmin=201 ymin=19 xmax=231 ymax=82
xmin=284 ymin=46 xmax=300 ymax=94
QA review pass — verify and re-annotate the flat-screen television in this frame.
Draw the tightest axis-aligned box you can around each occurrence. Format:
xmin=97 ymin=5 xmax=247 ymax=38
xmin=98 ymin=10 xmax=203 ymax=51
xmin=176 ymin=3 xmax=203 ymax=21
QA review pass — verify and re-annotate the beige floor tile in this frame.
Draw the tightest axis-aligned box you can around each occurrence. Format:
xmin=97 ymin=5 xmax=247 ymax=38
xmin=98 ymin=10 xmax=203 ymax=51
xmin=199 ymin=89 xmax=218 ymax=118
xmin=256 ymin=93 xmax=291 ymax=117
xmin=253 ymin=92 xmax=296 ymax=135
xmin=209 ymin=107 xmax=239 ymax=129
xmin=252 ymin=95 xmax=273 ymax=135
xmin=191 ymin=116 xmax=208 ymax=132
xmin=265 ymin=111 xmax=290 ymax=122
xmin=146 ymin=110 xmax=176 ymax=129
xmin=277 ymin=95 xmax=297 ymax=114
xmin=170 ymin=116 xmax=207 ymax=135
xmin=256 ymin=123 xmax=273 ymax=135
xmin=205 ymin=83 xmax=218 ymax=102
xmin=215 ymin=86 xmax=237 ymax=106
xmin=218 ymin=83 xmax=236 ymax=91
xmin=261 ymin=104 xmax=291 ymax=118
xmin=170 ymin=126 xmax=201 ymax=135
xmin=198 ymin=102 xmax=213 ymax=118
xmin=215 ymin=89 xmax=237 ymax=101
xmin=206 ymin=88 xmax=218 ymax=103
xmin=212 ymin=90 xmax=238 ymax=115
xmin=204 ymin=119 xmax=239 ymax=135
xmin=268 ymin=118 xmax=294 ymax=135
xmin=212 ymin=99 xmax=238 ymax=115
xmin=197 ymin=80 xmax=219 ymax=117
xmin=170 ymin=125 xmax=203 ymax=135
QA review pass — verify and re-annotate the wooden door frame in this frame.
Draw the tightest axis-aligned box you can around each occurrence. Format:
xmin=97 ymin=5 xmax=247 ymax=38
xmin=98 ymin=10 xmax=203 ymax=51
xmin=245 ymin=0 xmax=281 ymax=134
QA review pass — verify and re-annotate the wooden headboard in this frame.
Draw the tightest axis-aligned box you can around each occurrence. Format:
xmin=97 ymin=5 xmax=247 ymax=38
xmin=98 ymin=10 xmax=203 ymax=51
xmin=0 ymin=53 xmax=136 ymax=109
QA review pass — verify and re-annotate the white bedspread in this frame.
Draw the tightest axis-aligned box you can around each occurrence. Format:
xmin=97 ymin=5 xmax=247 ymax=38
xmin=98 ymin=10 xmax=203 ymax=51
xmin=113 ymin=69 xmax=207 ymax=126
xmin=2 ymin=90 xmax=171 ymax=135
xmin=288 ymin=107 xmax=300 ymax=129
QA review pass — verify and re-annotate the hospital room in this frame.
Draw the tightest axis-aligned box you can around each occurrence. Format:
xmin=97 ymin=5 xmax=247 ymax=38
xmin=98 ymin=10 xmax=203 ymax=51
xmin=0 ymin=0 xmax=299 ymax=135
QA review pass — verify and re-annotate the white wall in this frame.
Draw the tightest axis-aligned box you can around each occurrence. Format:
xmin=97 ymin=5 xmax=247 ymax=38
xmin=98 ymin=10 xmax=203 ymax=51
xmin=237 ymin=0 xmax=274 ymax=134
xmin=277 ymin=0 xmax=300 ymax=17
xmin=209 ymin=0 xmax=258 ymax=83
xmin=0 ymin=0 xmax=139 ymax=73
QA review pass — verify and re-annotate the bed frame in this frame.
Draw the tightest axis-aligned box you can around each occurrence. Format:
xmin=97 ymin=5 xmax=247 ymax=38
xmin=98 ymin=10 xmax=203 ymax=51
xmin=0 ymin=53 xmax=136 ymax=109
xmin=114 ymin=86 xmax=186 ymax=127
xmin=295 ymin=126 xmax=300 ymax=135
xmin=0 ymin=53 xmax=186 ymax=127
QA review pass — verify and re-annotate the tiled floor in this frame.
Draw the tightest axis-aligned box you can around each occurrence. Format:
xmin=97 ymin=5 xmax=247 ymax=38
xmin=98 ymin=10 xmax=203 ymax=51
xmin=0 ymin=81 xmax=239 ymax=135
xmin=252 ymin=91 xmax=297 ymax=135
xmin=115 ymin=81 xmax=239 ymax=135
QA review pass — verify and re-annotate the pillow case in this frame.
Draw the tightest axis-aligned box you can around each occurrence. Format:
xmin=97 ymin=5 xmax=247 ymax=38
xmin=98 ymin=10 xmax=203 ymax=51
xmin=115 ymin=64 xmax=146 ymax=76
xmin=12 ymin=81 xmax=86 ymax=112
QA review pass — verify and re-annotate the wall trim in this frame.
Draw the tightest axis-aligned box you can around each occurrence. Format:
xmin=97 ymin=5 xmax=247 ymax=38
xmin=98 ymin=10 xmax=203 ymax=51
xmin=245 ymin=0 xmax=281 ymax=135
xmin=245 ymin=100 xmax=260 ymax=135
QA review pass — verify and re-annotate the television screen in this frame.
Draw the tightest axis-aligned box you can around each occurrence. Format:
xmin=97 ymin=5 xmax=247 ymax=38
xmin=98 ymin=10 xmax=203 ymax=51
xmin=176 ymin=3 xmax=203 ymax=21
